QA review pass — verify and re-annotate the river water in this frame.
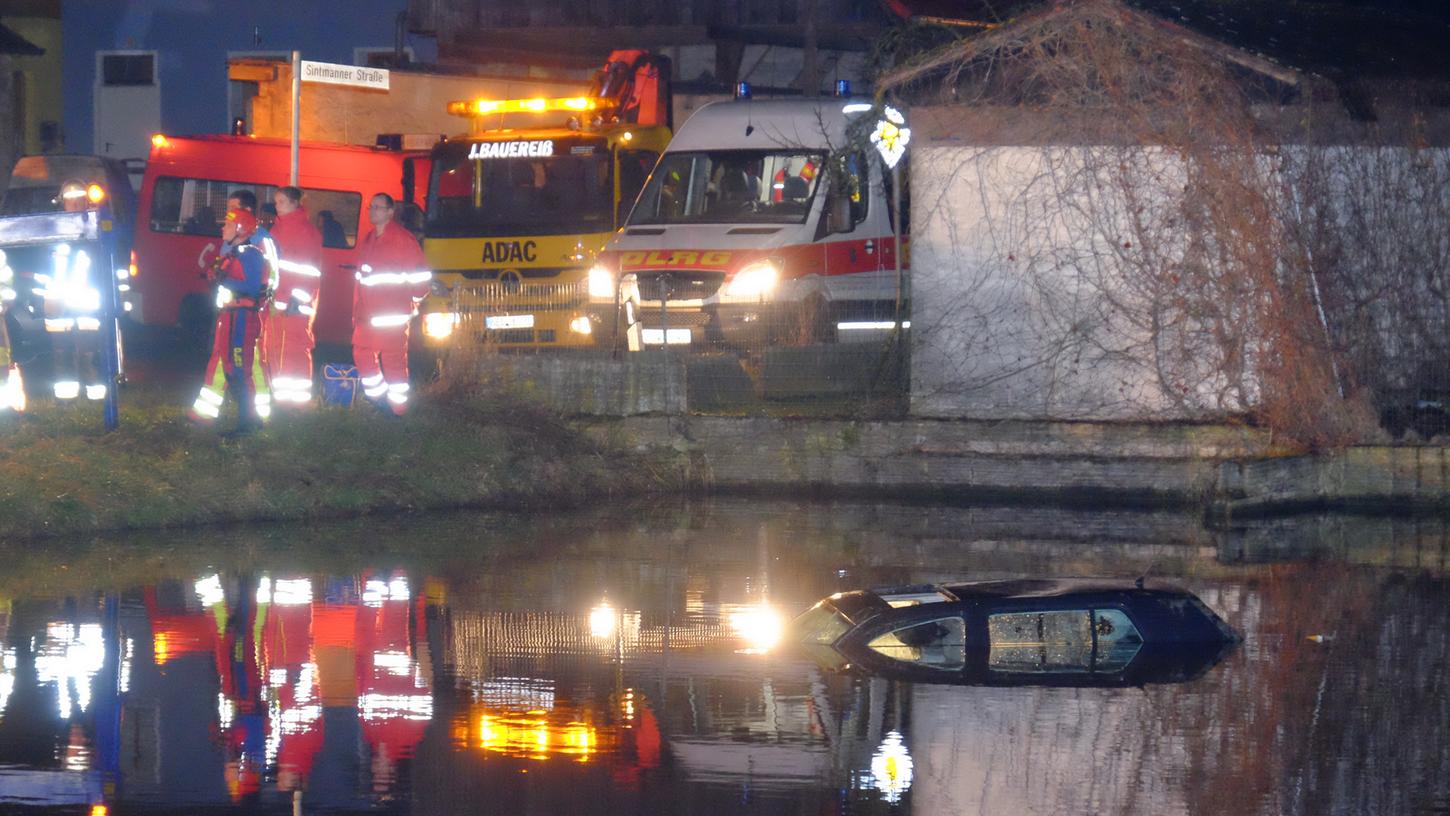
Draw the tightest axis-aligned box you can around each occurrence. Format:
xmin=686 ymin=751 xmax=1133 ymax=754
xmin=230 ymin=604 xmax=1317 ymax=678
xmin=0 ymin=499 xmax=1446 ymax=815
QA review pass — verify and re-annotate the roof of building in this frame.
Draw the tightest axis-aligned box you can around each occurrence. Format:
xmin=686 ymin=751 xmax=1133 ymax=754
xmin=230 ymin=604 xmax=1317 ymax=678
xmin=0 ymin=21 xmax=44 ymax=57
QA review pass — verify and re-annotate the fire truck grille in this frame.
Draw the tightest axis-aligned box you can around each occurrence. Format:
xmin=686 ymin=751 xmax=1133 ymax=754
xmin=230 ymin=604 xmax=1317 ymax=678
xmin=452 ymin=281 xmax=585 ymax=313
xmin=634 ymin=271 xmax=724 ymax=302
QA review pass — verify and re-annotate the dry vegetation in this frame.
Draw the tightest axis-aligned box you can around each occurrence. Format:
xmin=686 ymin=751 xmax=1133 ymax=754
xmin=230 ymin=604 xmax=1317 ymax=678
xmin=878 ymin=0 xmax=1448 ymax=447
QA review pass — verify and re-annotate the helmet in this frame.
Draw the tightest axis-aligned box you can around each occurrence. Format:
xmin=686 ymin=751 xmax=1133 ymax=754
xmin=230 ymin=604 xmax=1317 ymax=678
xmin=225 ymin=207 xmax=258 ymax=238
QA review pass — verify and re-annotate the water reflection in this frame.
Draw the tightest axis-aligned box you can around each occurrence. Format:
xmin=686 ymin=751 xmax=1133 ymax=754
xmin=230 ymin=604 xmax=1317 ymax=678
xmin=0 ymin=502 xmax=1446 ymax=814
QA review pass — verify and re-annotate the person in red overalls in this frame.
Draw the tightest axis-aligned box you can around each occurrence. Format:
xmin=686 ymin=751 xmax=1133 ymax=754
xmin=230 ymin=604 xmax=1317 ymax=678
xmin=352 ymin=193 xmax=433 ymax=415
xmin=189 ymin=204 xmax=274 ymax=434
xmin=265 ymin=186 xmax=324 ymax=409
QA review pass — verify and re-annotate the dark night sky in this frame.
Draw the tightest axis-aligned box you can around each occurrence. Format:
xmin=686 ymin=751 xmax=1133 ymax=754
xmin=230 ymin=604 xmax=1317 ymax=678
xmin=889 ymin=0 xmax=1450 ymax=79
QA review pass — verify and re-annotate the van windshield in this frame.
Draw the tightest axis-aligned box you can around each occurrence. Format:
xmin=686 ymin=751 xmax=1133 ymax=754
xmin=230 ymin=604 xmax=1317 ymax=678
xmin=629 ymin=150 xmax=823 ymax=226
xmin=425 ymin=137 xmax=613 ymax=238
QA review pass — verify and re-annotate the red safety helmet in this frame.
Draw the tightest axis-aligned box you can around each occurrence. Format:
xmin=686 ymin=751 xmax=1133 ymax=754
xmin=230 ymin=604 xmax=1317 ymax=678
xmin=225 ymin=207 xmax=258 ymax=238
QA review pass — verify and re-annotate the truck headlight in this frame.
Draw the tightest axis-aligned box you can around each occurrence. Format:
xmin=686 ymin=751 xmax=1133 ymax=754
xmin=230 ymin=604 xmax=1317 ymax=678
xmin=725 ymin=260 xmax=779 ymax=298
xmin=423 ymin=311 xmax=459 ymax=340
xmin=587 ymin=264 xmax=616 ymax=299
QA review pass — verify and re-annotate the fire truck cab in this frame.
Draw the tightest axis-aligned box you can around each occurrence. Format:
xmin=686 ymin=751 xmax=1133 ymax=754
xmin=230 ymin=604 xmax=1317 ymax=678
xmin=132 ymin=135 xmax=428 ymax=345
xmin=590 ymin=93 xmax=908 ymax=350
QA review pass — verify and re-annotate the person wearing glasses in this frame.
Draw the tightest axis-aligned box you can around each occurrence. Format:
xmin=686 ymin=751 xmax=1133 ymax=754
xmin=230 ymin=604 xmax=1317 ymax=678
xmin=351 ymin=194 xmax=437 ymax=415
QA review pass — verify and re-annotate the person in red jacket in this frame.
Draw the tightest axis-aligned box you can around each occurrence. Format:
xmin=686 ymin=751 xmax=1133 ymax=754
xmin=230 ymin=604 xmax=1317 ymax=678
xmin=265 ymin=186 xmax=324 ymax=409
xmin=352 ymin=193 xmax=433 ymax=415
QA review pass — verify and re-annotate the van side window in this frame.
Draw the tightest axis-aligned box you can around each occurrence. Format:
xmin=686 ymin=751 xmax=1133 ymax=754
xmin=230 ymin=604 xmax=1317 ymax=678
xmin=881 ymin=155 xmax=909 ymax=234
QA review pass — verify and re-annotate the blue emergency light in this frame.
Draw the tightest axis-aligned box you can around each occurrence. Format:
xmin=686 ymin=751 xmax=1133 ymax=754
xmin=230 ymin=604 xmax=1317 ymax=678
xmin=735 ymin=82 xmax=752 ymax=100
xmin=835 ymin=79 xmax=851 ymax=97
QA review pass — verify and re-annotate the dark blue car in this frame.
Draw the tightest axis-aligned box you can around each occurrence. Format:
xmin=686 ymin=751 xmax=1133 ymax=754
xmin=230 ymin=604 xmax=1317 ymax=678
xmin=792 ymin=578 xmax=1240 ymax=687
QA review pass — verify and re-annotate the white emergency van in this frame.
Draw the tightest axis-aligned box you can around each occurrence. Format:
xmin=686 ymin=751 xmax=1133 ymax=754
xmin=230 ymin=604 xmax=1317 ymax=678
xmin=588 ymin=94 xmax=907 ymax=349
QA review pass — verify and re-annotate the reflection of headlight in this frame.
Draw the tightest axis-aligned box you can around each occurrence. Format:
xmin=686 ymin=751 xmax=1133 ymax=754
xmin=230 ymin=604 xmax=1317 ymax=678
xmin=725 ymin=260 xmax=779 ymax=298
xmin=569 ymin=315 xmax=593 ymax=335
xmin=586 ymin=264 xmax=615 ymax=299
xmin=423 ymin=312 xmax=459 ymax=340
xmin=728 ymin=604 xmax=784 ymax=653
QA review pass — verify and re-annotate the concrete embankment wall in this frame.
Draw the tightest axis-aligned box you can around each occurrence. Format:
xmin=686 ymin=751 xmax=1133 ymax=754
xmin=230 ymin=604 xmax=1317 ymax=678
xmin=482 ymin=354 xmax=1450 ymax=517
xmin=595 ymin=415 xmax=1273 ymax=509
xmin=1219 ymin=447 xmax=1450 ymax=518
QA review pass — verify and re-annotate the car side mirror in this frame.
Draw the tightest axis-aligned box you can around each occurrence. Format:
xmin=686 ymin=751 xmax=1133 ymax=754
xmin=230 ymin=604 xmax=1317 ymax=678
xmin=827 ymin=193 xmax=854 ymax=234
xmin=616 ymin=200 xmax=633 ymax=227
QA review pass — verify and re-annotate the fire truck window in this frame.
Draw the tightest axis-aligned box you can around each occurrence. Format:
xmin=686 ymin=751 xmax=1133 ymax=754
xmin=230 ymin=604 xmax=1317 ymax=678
xmin=300 ymin=189 xmax=361 ymax=249
xmin=425 ymin=138 xmax=613 ymax=238
xmin=149 ymin=177 xmax=232 ymax=237
xmin=617 ymin=150 xmax=659 ymax=222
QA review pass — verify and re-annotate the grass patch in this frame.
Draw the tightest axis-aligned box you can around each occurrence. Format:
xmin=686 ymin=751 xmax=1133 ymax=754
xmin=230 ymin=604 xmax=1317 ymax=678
xmin=0 ymin=379 xmax=676 ymax=541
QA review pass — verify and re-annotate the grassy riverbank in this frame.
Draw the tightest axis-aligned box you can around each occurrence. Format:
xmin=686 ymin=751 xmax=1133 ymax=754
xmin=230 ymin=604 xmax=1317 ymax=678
xmin=0 ymin=381 xmax=675 ymax=540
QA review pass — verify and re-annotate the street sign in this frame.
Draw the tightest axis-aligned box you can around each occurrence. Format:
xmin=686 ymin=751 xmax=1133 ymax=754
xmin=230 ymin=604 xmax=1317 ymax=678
xmin=299 ymin=60 xmax=389 ymax=91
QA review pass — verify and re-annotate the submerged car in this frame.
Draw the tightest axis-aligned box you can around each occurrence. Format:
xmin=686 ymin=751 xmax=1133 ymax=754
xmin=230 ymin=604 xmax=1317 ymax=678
xmin=791 ymin=578 xmax=1240 ymax=687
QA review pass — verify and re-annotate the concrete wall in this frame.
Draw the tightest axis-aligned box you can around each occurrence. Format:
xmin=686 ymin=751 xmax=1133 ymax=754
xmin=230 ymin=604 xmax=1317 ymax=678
xmin=243 ymin=62 xmax=585 ymax=145
xmin=1218 ymin=446 xmax=1450 ymax=518
xmin=6 ymin=13 xmax=63 ymax=155
xmin=908 ymin=141 xmax=1244 ymax=422
xmin=0 ymin=58 xmax=15 ymax=195
xmin=601 ymin=415 xmax=1272 ymax=506
xmin=472 ymin=353 xmax=687 ymax=417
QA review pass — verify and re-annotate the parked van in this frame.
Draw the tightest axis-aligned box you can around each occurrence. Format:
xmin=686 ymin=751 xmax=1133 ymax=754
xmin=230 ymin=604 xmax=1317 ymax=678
xmin=132 ymin=135 xmax=428 ymax=344
xmin=588 ymin=96 xmax=907 ymax=349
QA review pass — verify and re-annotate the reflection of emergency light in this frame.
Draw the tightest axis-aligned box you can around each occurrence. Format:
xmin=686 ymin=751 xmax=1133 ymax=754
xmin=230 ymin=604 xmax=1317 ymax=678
xmin=447 ymin=96 xmax=617 ymax=117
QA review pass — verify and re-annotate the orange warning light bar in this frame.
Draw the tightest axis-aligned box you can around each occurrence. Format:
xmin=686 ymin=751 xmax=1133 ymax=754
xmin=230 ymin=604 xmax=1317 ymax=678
xmin=447 ymin=96 xmax=617 ymax=117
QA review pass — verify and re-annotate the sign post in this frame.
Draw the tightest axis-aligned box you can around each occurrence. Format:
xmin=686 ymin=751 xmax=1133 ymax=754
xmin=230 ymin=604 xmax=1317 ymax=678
xmin=292 ymin=58 xmax=391 ymax=186
xmin=290 ymin=51 xmax=300 ymax=186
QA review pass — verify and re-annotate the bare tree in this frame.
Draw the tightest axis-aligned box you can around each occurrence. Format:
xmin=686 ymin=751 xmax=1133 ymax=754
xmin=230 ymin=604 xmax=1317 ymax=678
xmin=881 ymin=0 xmax=1392 ymax=446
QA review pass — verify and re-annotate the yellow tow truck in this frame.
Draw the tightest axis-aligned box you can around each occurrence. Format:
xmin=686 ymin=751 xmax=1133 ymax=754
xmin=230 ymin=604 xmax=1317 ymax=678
xmin=418 ymin=50 xmax=673 ymax=350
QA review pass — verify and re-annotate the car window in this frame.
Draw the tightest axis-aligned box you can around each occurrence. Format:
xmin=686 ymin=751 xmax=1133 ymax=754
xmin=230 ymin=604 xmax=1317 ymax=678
xmin=988 ymin=609 xmax=1143 ymax=673
xmin=1091 ymin=609 xmax=1144 ymax=672
xmin=866 ymin=617 xmax=966 ymax=670
xmin=988 ymin=610 xmax=1094 ymax=673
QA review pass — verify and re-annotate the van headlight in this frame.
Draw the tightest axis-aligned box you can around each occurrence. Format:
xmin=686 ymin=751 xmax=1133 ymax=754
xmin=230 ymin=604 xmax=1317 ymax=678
xmin=587 ymin=264 xmax=615 ymax=299
xmin=423 ymin=311 xmax=459 ymax=340
xmin=725 ymin=260 xmax=779 ymax=298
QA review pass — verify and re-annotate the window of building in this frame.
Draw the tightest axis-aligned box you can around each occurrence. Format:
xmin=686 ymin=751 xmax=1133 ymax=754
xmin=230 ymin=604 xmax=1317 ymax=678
xmin=101 ymin=53 xmax=156 ymax=87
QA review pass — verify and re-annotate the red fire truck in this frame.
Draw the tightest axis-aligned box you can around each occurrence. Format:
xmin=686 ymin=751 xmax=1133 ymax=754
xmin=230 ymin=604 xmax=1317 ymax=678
xmin=131 ymin=135 xmax=429 ymax=344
